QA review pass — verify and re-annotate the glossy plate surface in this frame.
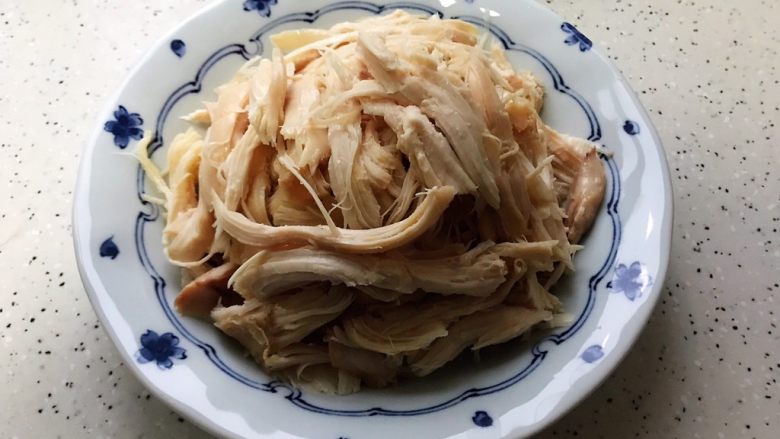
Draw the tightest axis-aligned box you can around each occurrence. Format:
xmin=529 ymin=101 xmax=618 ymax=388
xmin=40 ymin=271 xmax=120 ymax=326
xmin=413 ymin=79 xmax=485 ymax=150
xmin=73 ymin=1 xmax=673 ymax=437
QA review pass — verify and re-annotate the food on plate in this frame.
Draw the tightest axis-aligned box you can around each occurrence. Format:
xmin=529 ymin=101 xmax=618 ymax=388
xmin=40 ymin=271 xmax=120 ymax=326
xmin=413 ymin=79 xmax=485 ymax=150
xmin=138 ymin=11 xmax=606 ymax=394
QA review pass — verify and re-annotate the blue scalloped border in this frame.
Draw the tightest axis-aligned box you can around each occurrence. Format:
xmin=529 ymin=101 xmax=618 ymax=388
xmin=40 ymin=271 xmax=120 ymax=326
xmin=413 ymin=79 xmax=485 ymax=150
xmin=133 ymin=1 xmax=622 ymax=417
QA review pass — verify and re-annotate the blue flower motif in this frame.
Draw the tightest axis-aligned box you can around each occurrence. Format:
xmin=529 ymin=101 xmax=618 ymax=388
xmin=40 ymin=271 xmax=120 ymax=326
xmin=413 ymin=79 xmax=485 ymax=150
xmin=561 ymin=22 xmax=592 ymax=52
xmin=623 ymin=120 xmax=640 ymax=135
xmin=170 ymin=39 xmax=186 ymax=58
xmin=99 ymin=236 xmax=119 ymax=260
xmin=472 ymin=410 xmax=493 ymax=427
xmin=607 ymin=261 xmax=652 ymax=301
xmin=243 ymin=0 xmax=277 ymax=17
xmin=581 ymin=345 xmax=604 ymax=363
xmin=104 ymin=105 xmax=144 ymax=149
xmin=135 ymin=330 xmax=186 ymax=369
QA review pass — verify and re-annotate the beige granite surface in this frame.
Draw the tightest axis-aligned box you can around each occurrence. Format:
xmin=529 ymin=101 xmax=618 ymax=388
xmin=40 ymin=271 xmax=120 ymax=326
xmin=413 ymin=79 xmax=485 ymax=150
xmin=1 ymin=0 xmax=778 ymax=437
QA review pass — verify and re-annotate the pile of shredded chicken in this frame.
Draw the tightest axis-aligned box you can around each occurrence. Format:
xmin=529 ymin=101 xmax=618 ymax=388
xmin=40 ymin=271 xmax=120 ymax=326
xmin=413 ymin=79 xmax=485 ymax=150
xmin=140 ymin=11 xmax=606 ymax=394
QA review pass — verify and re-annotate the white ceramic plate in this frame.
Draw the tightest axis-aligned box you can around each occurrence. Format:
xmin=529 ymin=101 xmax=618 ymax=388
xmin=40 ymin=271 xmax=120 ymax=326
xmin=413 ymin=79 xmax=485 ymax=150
xmin=73 ymin=1 xmax=672 ymax=437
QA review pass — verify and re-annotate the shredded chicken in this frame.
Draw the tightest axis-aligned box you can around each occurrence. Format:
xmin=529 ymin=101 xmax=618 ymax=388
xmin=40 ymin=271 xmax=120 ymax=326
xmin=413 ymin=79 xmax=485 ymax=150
xmin=138 ymin=11 xmax=607 ymax=395
xmin=229 ymin=243 xmax=508 ymax=299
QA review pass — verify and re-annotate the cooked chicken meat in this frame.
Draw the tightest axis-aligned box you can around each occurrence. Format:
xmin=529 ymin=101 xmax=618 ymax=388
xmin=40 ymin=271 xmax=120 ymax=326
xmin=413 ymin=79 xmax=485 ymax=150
xmin=138 ymin=11 xmax=606 ymax=394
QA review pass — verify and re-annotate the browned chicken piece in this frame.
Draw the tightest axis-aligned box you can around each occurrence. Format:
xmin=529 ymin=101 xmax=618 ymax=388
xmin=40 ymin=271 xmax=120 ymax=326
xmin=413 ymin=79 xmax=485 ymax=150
xmin=174 ymin=263 xmax=240 ymax=318
xmin=565 ymin=150 xmax=606 ymax=244
xmin=544 ymin=126 xmax=607 ymax=243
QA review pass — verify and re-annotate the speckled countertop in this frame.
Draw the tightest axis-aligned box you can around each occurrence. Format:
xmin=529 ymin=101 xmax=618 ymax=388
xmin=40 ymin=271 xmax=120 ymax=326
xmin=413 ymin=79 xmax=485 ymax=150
xmin=1 ymin=0 xmax=778 ymax=438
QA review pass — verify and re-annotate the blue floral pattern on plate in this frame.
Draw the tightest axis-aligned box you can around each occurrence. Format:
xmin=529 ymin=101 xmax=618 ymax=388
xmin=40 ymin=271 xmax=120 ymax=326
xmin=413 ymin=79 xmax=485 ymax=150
xmin=135 ymin=330 xmax=187 ymax=369
xmin=623 ymin=120 xmax=640 ymax=135
xmin=607 ymin=262 xmax=653 ymax=301
xmin=561 ymin=22 xmax=592 ymax=52
xmin=243 ymin=0 xmax=278 ymax=17
xmin=170 ymin=39 xmax=186 ymax=58
xmin=581 ymin=345 xmax=604 ymax=363
xmin=472 ymin=410 xmax=493 ymax=427
xmin=99 ymin=237 xmax=119 ymax=259
xmin=104 ymin=105 xmax=143 ymax=149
